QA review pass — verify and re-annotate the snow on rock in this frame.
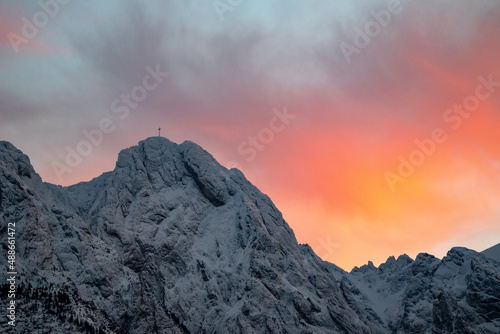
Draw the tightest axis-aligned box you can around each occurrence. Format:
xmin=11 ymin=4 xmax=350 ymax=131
xmin=482 ymin=243 xmax=500 ymax=263
xmin=1 ymin=137 xmax=499 ymax=333
xmin=0 ymin=138 xmax=370 ymax=333
xmin=346 ymin=247 xmax=500 ymax=333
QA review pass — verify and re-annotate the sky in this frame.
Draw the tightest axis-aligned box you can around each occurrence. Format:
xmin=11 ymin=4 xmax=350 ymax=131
xmin=1 ymin=0 xmax=500 ymax=271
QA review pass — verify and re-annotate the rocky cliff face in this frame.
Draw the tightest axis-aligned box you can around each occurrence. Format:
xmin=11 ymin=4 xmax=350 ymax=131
xmin=0 ymin=138 xmax=374 ymax=333
xmin=338 ymin=248 xmax=500 ymax=333
xmin=0 ymin=138 xmax=499 ymax=333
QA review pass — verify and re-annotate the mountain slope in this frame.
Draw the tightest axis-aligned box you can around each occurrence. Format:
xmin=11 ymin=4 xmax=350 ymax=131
xmin=482 ymin=243 xmax=500 ymax=263
xmin=338 ymin=248 xmax=500 ymax=333
xmin=1 ymin=138 xmax=499 ymax=333
xmin=0 ymin=138 xmax=376 ymax=333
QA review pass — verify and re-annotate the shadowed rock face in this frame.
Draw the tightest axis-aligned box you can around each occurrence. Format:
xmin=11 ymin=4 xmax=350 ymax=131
xmin=1 ymin=138 xmax=499 ymax=333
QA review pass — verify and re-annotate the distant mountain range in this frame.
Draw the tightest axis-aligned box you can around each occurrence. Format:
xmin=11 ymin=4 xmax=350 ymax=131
xmin=1 ymin=138 xmax=499 ymax=333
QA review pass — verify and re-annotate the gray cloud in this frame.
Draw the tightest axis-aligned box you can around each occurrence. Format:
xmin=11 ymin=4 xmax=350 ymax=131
xmin=1 ymin=0 xmax=500 ymax=185
xmin=67 ymin=2 xmax=167 ymax=93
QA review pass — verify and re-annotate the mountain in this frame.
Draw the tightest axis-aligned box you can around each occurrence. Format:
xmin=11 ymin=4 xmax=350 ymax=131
xmin=338 ymin=248 xmax=500 ymax=333
xmin=1 ymin=137 xmax=499 ymax=333
xmin=482 ymin=243 xmax=500 ymax=263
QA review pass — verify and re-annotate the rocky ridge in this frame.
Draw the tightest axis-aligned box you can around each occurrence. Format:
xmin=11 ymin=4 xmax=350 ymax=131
xmin=0 ymin=138 xmax=499 ymax=333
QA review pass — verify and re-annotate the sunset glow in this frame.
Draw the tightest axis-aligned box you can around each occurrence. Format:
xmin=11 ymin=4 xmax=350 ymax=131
xmin=1 ymin=0 xmax=500 ymax=270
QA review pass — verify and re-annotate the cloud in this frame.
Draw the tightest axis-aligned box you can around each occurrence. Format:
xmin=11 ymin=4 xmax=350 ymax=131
xmin=68 ymin=2 xmax=167 ymax=92
xmin=1 ymin=0 xmax=500 ymax=270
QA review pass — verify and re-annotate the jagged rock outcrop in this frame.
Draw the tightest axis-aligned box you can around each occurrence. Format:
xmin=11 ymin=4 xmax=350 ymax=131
xmin=340 ymin=248 xmax=500 ymax=333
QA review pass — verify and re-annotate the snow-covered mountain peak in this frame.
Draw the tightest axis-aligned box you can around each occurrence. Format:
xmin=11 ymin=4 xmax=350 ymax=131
xmin=115 ymin=137 xmax=175 ymax=169
xmin=110 ymin=136 xmax=237 ymax=208
xmin=378 ymin=254 xmax=414 ymax=274
xmin=1 ymin=139 xmax=499 ymax=333
xmin=443 ymin=247 xmax=478 ymax=264
xmin=1 ymin=139 xmax=377 ymax=332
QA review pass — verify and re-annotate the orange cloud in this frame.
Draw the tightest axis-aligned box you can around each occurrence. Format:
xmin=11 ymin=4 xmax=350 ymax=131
xmin=10 ymin=1 xmax=500 ymax=271
xmin=239 ymin=5 xmax=500 ymax=269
